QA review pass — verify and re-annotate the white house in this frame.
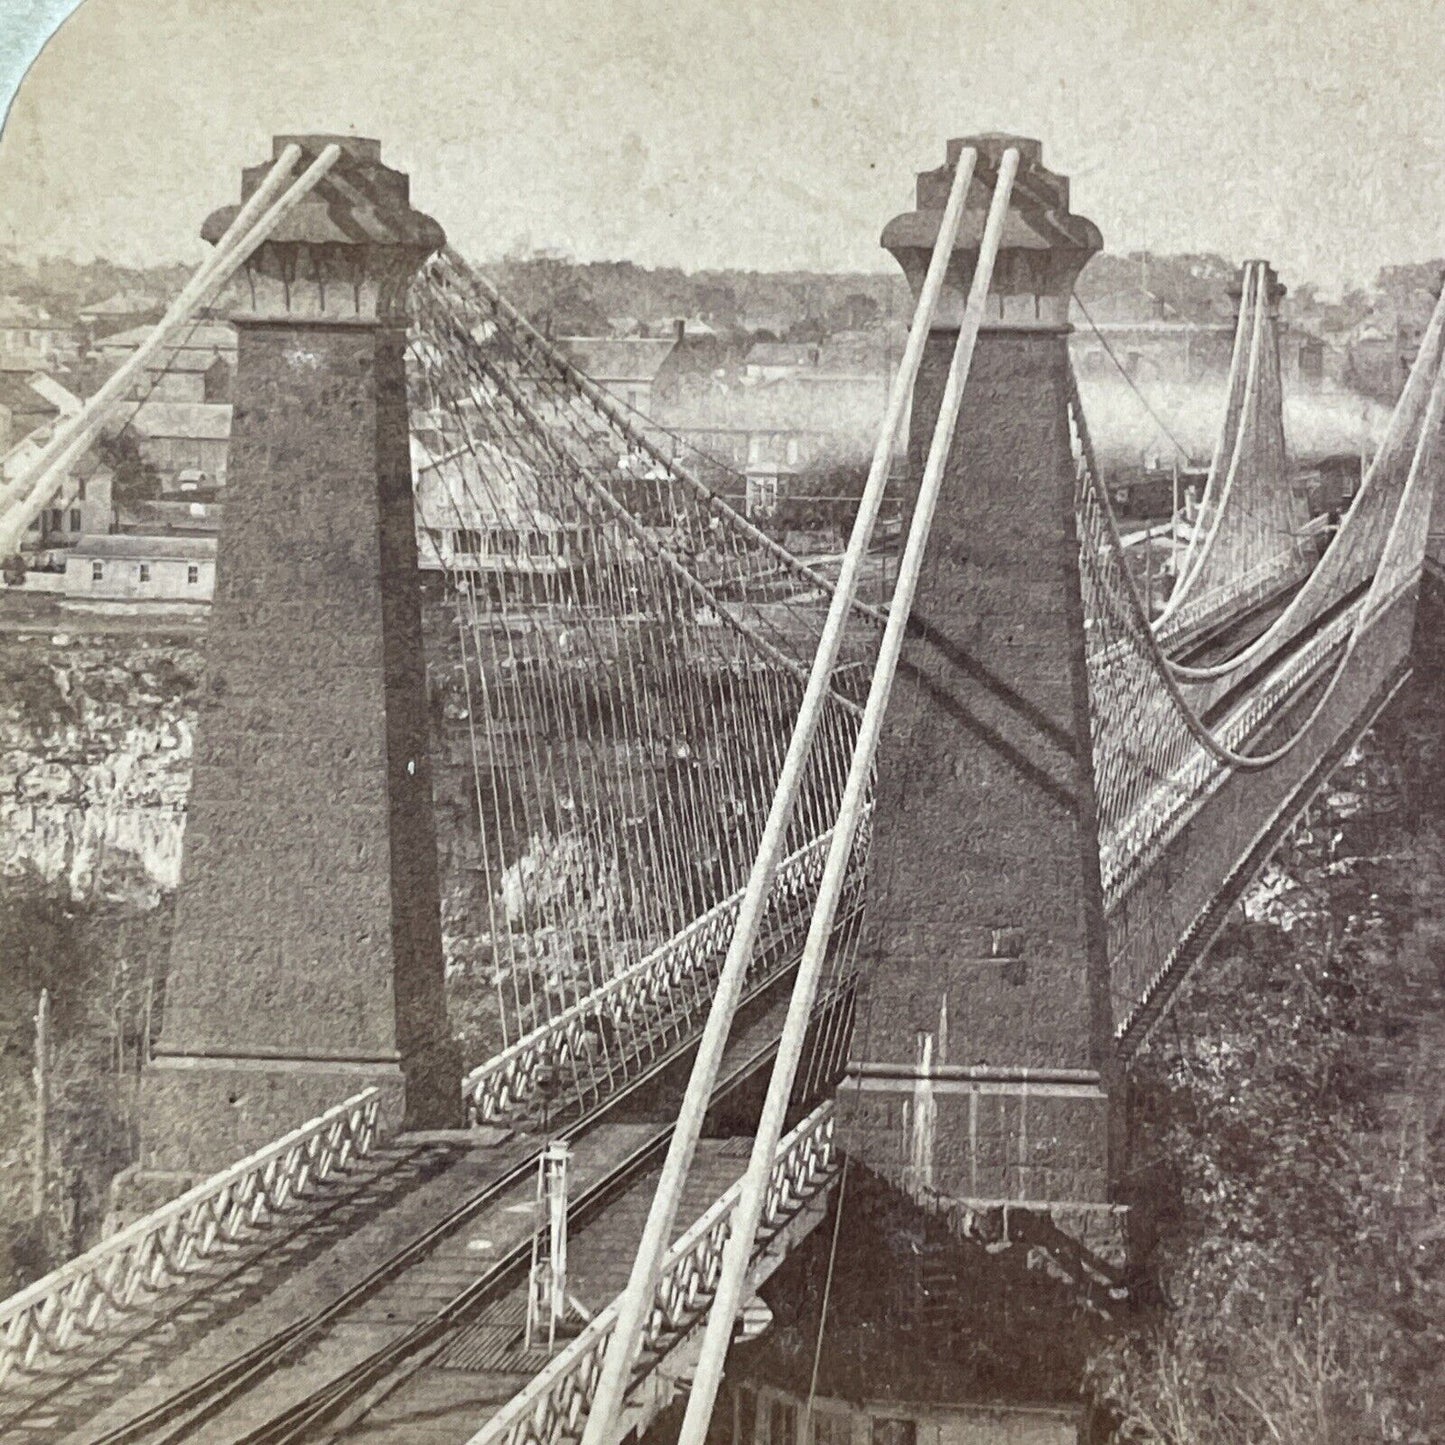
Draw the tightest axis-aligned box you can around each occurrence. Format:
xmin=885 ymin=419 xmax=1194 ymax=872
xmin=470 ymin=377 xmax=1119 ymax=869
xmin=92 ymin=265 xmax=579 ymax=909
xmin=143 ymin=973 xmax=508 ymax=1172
xmin=411 ymin=430 xmax=594 ymax=596
xmin=64 ymin=534 xmax=216 ymax=603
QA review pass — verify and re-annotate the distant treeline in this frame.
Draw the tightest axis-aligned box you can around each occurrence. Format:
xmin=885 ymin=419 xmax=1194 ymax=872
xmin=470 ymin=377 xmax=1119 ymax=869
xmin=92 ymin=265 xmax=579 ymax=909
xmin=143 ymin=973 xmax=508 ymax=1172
xmin=4 ymin=242 xmax=1442 ymax=354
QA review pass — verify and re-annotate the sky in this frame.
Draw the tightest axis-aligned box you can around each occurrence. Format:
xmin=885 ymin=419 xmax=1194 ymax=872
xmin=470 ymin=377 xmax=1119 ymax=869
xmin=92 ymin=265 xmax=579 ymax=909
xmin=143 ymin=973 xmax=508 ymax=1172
xmin=0 ymin=0 xmax=1441 ymax=293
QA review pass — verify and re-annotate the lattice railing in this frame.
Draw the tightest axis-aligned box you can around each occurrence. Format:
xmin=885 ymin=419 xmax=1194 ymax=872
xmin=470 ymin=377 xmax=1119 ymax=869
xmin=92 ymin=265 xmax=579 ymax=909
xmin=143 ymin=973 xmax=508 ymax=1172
xmin=464 ymin=1102 xmax=839 ymax=1445
xmin=0 ymin=1088 xmax=380 ymax=1385
xmin=463 ymin=825 xmax=854 ymax=1126
xmin=1154 ymin=542 xmax=1313 ymax=653
xmin=1101 ymin=604 xmax=1358 ymax=906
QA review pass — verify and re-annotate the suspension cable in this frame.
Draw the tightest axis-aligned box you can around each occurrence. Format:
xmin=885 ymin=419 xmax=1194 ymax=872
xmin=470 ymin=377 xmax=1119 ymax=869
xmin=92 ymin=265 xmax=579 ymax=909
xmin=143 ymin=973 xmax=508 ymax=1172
xmin=575 ymin=144 xmax=984 ymax=1445
xmin=672 ymin=145 xmax=1023 ymax=1445
xmin=1073 ymin=340 xmax=1445 ymax=778
xmin=0 ymin=143 xmax=343 ymax=557
xmin=1162 ymin=274 xmax=1445 ymax=683
xmin=1158 ymin=262 xmax=1264 ymax=617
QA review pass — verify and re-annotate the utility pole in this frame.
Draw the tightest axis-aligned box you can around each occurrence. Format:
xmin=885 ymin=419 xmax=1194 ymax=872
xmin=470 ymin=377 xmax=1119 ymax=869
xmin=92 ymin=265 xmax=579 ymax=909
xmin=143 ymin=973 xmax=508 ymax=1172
xmin=32 ymin=988 xmax=50 ymax=1231
xmin=1171 ymin=455 xmax=1181 ymax=577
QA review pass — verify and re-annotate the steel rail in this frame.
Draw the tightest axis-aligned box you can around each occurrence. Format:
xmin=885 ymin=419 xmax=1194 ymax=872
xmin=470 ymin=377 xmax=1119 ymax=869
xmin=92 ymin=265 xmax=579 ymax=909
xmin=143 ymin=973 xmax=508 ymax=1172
xmin=228 ymin=970 xmax=857 ymax=1445
xmin=0 ymin=1140 xmax=438 ymax=1438
xmin=77 ymin=905 xmax=857 ymax=1445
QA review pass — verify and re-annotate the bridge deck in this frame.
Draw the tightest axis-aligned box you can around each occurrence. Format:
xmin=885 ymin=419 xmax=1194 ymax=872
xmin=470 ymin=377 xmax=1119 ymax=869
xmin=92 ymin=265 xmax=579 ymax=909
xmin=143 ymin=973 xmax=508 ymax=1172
xmin=3 ymin=977 xmax=806 ymax=1445
xmin=333 ymin=1138 xmax=764 ymax=1443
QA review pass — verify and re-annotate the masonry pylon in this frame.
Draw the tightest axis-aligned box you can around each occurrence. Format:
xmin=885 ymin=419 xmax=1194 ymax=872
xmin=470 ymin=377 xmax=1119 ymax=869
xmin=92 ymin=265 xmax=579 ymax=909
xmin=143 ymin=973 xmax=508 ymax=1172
xmin=127 ymin=135 xmax=458 ymax=1193
xmin=838 ymin=137 xmax=1121 ymax=1246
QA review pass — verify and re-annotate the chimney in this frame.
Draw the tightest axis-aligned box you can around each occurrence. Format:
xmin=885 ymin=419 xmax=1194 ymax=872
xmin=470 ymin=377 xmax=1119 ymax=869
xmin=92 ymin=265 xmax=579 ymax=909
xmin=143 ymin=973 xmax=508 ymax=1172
xmin=674 ymin=318 xmax=685 ymax=344
xmin=81 ymin=468 xmax=114 ymax=536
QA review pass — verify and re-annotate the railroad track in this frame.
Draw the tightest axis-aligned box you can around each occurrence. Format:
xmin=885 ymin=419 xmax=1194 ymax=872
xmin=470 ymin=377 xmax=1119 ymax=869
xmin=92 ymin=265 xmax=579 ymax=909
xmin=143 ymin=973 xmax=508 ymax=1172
xmin=0 ymin=1140 xmax=450 ymax=1441
xmin=68 ymin=913 xmax=857 ymax=1445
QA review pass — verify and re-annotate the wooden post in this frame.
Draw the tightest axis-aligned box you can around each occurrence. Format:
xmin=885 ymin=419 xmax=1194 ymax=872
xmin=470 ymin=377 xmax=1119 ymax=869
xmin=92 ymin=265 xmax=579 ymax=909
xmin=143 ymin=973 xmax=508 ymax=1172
xmin=32 ymin=988 xmax=50 ymax=1227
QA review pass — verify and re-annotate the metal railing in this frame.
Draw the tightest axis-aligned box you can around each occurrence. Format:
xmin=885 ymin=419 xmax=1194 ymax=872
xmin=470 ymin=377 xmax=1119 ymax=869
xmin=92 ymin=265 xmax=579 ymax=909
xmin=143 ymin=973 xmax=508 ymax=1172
xmin=464 ymin=1101 xmax=839 ymax=1445
xmin=1102 ymin=602 xmax=1359 ymax=905
xmin=1154 ymin=543 xmax=1311 ymax=651
xmin=0 ymin=1087 xmax=380 ymax=1385
xmin=464 ymin=828 xmax=840 ymax=1125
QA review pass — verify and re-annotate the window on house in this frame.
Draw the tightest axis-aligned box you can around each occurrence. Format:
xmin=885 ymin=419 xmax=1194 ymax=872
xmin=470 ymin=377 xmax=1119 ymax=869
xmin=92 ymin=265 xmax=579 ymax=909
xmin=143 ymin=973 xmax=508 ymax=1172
xmin=91 ymin=561 xmax=103 ymax=581
xmin=138 ymin=564 xmax=151 ymax=584
xmin=452 ymin=528 xmax=484 ymax=555
xmin=735 ymin=1388 xmax=757 ymax=1445
xmin=869 ymin=1419 xmax=916 ymax=1445
xmin=48 ymin=508 xmax=63 ymax=532
xmin=68 ymin=508 xmax=82 ymax=532
xmin=747 ymin=474 xmax=779 ymax=519
xmin=768 ymin=1399 xmax=797 ymax=1445
xmin=812 ymin=1412 xmax=852 ymax=1445
xmin=187 ymin=564 xmax=199 ymax=585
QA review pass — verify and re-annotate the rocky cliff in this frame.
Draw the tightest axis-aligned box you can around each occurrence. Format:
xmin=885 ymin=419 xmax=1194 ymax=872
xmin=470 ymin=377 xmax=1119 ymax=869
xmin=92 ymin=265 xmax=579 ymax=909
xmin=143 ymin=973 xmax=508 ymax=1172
xmin=0 ymin=636 xmax=198 ymax=910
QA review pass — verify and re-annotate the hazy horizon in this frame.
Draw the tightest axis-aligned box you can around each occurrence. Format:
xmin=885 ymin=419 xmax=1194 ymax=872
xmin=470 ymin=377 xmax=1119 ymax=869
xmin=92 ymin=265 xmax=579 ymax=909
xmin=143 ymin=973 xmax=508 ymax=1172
xmin=1 ymin=0 xmax=1442 ymax=295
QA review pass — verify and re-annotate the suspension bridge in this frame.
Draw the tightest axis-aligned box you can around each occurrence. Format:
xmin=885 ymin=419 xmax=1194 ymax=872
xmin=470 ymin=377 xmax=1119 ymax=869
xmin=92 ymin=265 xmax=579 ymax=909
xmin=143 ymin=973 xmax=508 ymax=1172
xmin=0 ymin=130 xmax=1441 ymax=1445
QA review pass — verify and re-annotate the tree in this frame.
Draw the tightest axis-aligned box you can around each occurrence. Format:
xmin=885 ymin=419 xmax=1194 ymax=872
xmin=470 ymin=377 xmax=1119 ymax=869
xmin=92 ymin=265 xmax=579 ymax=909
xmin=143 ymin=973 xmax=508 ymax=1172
xmin=490 ymin=248 xmax=609 ymax=336
xmin=828 ymin=292 xmax=880 ymax=332
xmin=96 ymin=430 xmax=161 ymax=504
xmin=778 ymin=455 xmax=874 ymax=531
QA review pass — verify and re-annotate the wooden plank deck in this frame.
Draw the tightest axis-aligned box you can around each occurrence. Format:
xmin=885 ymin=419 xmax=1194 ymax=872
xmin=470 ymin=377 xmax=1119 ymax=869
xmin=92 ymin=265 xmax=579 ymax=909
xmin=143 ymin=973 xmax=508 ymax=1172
xmin=338 ymin=1136 xmax=763 ymax=1444
xmin=47 ymin=1121 xmax=664 ymax=1445
xmin=0 ymin=966 xmax=812 ymax=1444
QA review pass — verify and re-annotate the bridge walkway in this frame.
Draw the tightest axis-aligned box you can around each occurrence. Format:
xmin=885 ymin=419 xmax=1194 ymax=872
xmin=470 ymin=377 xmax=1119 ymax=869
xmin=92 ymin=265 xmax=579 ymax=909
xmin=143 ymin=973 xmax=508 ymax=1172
xmin=13 ymin=977 xmax=809 ymax=1445
xmin=334 ymin=1137 xmax=769 ymax=1443
xmin=0 ymin=1139 xmax=481 ymax=1442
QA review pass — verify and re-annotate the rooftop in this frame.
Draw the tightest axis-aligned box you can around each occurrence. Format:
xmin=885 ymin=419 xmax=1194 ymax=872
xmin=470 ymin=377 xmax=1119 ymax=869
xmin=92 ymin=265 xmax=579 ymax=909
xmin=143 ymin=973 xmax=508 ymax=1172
xmin=0 ymin=373 xmax=60 ymax=417
xmin=557 ymin=336 xmax=676 ymax=384
xmin=746 ymin=343 xmax=821 ymax=368
xmin=0 ymin=350 xmax=53 ymax=374
xmin=96 ymin=321 xmax=237 ymax=354
xmin=0 ymin=297 xmax=50 ymax=326
xmin=70 ymin=534 xmax=218 ymax=560
xmin=127 ymin=402 xmax=233 ymax=441
xmin=81 ymin=291 xmax=166 ymax=321
xmin=411 ymin=433 xmax=568 ymax=531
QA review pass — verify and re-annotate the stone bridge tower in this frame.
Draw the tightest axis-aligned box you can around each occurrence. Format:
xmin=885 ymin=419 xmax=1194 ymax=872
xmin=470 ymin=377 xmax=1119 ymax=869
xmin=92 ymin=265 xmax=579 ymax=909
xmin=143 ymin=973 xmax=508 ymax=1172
xmin=838 ymin=137 xmax=1120 ymax=1243
xmin=127 ymin=136 xmax=458 ymax=1193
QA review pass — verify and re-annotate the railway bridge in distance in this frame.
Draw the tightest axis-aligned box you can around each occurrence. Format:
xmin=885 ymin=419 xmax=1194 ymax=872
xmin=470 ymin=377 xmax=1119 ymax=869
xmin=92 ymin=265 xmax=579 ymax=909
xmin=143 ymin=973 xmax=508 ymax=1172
xmin=1 ymin=129 xmax=1443 ymax=1445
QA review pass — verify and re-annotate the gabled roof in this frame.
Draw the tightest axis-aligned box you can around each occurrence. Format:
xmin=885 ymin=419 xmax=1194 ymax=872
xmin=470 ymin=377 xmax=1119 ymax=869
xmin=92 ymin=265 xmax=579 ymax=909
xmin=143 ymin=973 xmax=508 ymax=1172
xmin=127 ymin=402 xmax=232 ymax=441
xmin=557 ymin=336 xmax=676 ymax=384
xmin=71 ymin=533 xmax=217 ymax=560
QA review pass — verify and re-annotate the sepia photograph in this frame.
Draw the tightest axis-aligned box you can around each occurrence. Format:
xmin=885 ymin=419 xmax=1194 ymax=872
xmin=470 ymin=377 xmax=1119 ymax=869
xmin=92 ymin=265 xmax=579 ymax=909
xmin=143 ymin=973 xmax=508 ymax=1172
xmin=0 ymin=2 xmax=1440 ymax=1441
